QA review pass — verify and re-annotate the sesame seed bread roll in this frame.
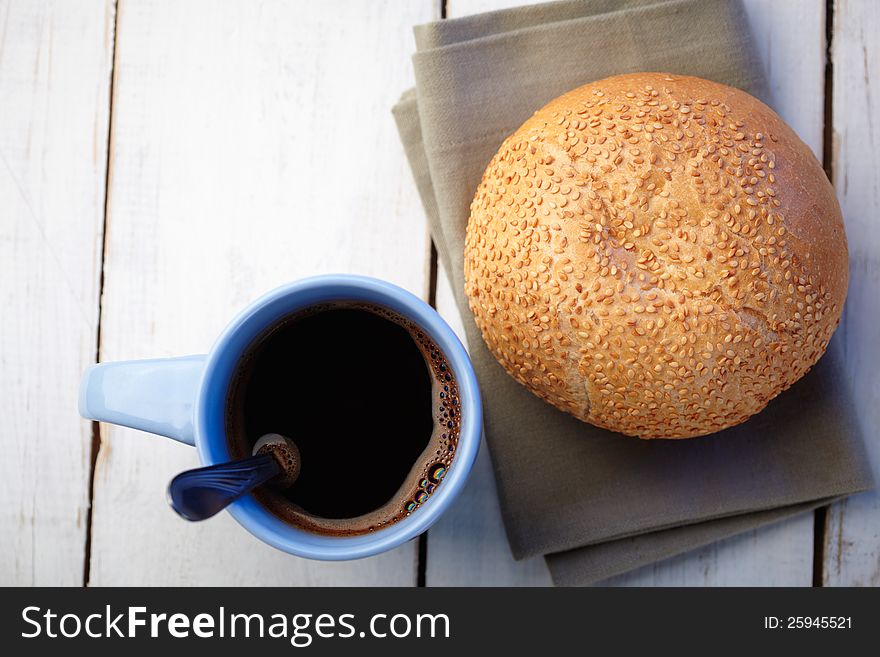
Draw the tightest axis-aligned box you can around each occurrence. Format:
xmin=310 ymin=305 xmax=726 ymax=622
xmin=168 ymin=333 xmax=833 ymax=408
xmin=464 ymin=72 xmax=847 ymax=439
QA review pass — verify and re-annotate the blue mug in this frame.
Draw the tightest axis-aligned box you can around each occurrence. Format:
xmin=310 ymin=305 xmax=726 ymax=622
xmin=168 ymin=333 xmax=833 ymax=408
xmin=79 ymin=275 xmax=482 ymax=560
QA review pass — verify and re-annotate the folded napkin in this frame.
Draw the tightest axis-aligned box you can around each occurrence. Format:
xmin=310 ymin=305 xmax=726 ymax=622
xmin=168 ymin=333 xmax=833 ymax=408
xmin=393 ymin=0 xmax=873 ymax=585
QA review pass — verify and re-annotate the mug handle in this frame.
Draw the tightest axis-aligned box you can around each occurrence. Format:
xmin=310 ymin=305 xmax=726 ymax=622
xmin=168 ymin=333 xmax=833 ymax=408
xmin=79 ymin=355 xmax=207 ymax=446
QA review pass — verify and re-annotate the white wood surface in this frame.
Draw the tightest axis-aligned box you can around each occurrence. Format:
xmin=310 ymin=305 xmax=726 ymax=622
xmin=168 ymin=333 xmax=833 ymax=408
xmin=427 ymin=0 xmax=824 ymax=586
xmin=823 ymin=0 xmax=880 ymax=586
xmin=88 ymin=0 xmax=436 ymax=586
xmin=0 ymin=0 xmax=113 ymax=585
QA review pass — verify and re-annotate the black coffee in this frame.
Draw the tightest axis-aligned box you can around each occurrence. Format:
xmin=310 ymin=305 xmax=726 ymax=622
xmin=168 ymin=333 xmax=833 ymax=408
xmin=225 ymin=302 xmax=460 ymax=535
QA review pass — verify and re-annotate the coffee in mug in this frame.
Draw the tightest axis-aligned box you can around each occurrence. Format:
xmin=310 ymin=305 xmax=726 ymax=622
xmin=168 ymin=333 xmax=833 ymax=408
xmin=225 ymin=302 xmax=460 ymax=536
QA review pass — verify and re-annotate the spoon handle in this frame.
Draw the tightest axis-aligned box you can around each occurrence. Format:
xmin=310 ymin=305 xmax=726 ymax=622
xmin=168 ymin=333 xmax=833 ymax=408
xmin=168 ymin=453 xmax=280 ymax=521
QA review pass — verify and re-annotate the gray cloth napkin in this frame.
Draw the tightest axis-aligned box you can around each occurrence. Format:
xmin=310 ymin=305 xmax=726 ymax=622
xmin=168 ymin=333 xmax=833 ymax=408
xmin=393 ymin=0 xmax=874 ymax=585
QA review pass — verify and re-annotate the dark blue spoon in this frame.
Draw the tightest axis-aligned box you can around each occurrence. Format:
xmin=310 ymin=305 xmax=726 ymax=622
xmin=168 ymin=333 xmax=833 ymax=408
xmin=168 ymin=433 xmax=300 ymax=521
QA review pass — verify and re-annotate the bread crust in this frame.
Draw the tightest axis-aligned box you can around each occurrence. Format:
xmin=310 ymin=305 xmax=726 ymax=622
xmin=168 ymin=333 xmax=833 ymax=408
xmin=464 ymin=73 xmax=847 ymax=439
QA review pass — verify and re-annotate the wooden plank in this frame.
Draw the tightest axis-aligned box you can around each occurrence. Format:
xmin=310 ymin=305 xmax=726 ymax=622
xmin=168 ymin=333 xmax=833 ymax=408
xmin=88 ymin=0 xmax=436 ymax=586
xmin=745 ymin=0 xmax=826 ymax=155
xmin=0 ymin=0 xmax=114 ymax=586
xmin=429 ymin=0 xmax=822 ymax=586
xmin=448 ymin=0 xmax=534 ymax=15
xmin=823 ymin=0 xmax=880 ymax=587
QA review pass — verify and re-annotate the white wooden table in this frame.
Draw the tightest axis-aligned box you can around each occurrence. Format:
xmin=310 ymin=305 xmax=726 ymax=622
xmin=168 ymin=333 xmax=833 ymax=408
xmin=1 ymin=0 xmax=877 ymax=587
